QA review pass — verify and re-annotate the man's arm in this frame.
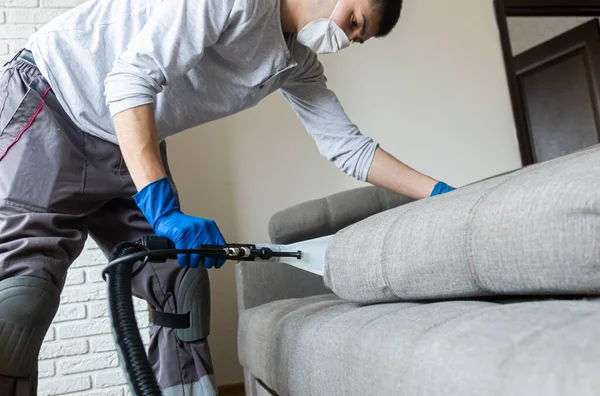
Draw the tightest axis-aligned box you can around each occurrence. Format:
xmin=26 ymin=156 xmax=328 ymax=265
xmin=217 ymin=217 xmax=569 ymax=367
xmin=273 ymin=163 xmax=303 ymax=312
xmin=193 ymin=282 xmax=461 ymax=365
xmin=111 ymin=104 xmax=166 ymax=191
xmin=367 ymin=146 xmax=438 ymax=200
xmin=104 ymin=0 xmax=237 ymax=268
xmin=104 ymin=0 xmax=236 ymax=115
xmin=280 ymin=46 xmax=450 ymax=200
xmin=105 ymin=0 xmax=236 ymax=168
xmin=110 ymin=103 xmax=228 ymax=269
xmin=111 ymin=106 xmax=440 ymax=200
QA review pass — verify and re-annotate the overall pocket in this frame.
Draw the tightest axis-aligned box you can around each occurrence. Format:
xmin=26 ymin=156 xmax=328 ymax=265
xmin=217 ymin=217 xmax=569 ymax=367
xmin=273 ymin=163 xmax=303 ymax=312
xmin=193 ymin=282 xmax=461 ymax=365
xmin=0 ymin=65 xmax=68 ymax=212
xmin=0 ymin=75 xmax=47 ymax=161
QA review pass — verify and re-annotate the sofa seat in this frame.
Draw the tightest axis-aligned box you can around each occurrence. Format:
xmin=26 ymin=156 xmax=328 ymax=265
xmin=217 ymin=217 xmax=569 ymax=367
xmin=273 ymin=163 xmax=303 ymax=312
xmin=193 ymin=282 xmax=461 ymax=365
xmin=238 ymin=294 xmax=600 ymax=396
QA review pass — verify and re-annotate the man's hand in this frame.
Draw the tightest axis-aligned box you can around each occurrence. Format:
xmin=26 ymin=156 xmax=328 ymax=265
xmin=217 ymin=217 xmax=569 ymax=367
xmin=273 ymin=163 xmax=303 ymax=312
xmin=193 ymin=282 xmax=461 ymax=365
xmin=134 ymin=178 xmax=227 ymax=268
xmin=430 ymin=181 xmax=455 ymax=196
xmin=366 ymin=146 xmax=455 ymax=199
xmin=112 ymin=105 xmax=226 ymax=268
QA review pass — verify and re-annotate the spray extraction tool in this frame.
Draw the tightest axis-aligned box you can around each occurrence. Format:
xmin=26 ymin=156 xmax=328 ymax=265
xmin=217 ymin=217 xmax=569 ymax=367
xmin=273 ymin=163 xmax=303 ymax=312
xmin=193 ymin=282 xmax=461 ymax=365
xmin=102 ymin=234 xmax=331 ymax=395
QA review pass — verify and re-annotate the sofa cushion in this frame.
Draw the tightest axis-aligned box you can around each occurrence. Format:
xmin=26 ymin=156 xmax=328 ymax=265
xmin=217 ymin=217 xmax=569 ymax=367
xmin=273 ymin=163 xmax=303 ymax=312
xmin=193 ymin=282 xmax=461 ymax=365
xmin=238 ymin=294 xmax=600 ymax=396
xmin=324 ymin=144 xmax=600 ymax=303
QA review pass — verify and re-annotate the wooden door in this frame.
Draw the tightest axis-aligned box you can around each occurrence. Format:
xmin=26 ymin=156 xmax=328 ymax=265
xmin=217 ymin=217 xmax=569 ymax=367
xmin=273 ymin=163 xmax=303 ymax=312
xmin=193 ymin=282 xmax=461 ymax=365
xmin=513 ymin=19 xmax=600 ymax=163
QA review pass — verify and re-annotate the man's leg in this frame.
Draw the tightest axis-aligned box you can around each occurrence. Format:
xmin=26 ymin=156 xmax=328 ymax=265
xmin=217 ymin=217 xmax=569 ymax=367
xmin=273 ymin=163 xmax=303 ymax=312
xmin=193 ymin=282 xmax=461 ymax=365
xmin=0 ymin=56 xmax=91 ymax=395
xmin=87 ymin=143 xmax=218 ymax=396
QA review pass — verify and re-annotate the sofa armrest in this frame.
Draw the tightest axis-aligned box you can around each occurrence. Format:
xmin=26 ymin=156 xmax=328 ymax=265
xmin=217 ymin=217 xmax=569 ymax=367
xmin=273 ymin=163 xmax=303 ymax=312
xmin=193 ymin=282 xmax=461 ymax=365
xmin=236 ymin=261 xmax=329 ymax=311
xmin=268 ymin=185 xmax=415 ymax=244
xmin=236 ymin=186 xmax=413 ymax=312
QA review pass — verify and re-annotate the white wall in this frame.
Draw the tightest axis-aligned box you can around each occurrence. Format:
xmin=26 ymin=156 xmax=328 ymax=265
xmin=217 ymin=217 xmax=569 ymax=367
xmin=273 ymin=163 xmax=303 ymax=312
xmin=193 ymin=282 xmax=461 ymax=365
xmin=508 ymin=16 xmax=598 ymax=55
xmin=1 ymin=0 xmax=522 ymax=391
xmin=0 ymin=0 xmax=74 ymax=66
xmin=166 ymin=0 xmax=522 ymax=386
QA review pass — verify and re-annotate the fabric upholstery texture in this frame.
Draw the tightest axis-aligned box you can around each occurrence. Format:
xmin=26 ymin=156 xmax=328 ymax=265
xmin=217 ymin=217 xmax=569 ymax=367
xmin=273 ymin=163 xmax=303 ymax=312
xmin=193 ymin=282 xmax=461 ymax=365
xmin=236 ymin=185 xmax=414 ymax=313
xmin=324 ymin=144 xmax=600 ymax=303
xmin=268 ymin=186 xmax=414 ymax=245
xmin=235 ymin=261 xmax=330 ymax=312
xmin=238 ymin=294 xmax=600 ymax=396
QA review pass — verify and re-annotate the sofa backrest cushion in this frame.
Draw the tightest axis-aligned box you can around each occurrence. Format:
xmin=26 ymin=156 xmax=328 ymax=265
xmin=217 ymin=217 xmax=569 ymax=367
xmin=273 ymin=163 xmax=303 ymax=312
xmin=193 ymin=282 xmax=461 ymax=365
xmin=324 ymin=144 xmax=600 ymax=303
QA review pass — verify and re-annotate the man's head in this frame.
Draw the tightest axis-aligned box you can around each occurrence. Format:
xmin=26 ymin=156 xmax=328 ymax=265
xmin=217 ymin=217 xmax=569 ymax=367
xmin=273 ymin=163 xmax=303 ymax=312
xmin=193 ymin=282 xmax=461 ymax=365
xmin=289 ymin=0 xmax=403 ymax=52
xmin=331 ymin=0 xmax=403 ymax=43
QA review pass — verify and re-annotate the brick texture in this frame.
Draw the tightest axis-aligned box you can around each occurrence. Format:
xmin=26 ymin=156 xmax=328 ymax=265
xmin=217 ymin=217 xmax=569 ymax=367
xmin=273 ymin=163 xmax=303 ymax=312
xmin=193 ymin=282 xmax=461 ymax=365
xmin=38 ymin=361 xmax=56 ymax=379
xmin=39 ymin=340 xmax=89 ymax=360
xmin=60 ymin=284 xmax=108 ymax=304
xmin=36 ymin=241 xmax=151 ymax=395
xmin=0 ymin=3 xmax=151 ymax=395
xmin=58 ymin=353 xmax=120 ymax=375
xmin=42 ymin=0 xmax=87 ymax=7
xmin=58 ymin=318 xmax=112 ymax=339
xmin=64 ymin=268 xmax=86 ymax=286
xmin=38 ymin=376 xmax=92 ymax=395
xmin=73 ymin=389 xmax=124 ymax=396
xmin=95 ymin=370 xmax=128 ymax=388
xmin=0 ymin=0 xmax=39 ymax=8
xmin=53 ymin=304 xmax=87 ymax=323
xmin=0 ymin=24 xmax=35 ymax=39
xmin=6 ymin=8 xmax=64 ymax=23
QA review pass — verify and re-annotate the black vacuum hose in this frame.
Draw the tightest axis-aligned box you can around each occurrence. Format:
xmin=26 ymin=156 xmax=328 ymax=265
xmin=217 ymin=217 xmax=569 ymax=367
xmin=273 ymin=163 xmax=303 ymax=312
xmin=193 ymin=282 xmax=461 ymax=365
xmin=102 ymin=238 xmax=207 ymax=396
xmin=105 ymin=243 xmax=162 ymax=396
xmin=102 ymin=236 xmax=298 ymax=396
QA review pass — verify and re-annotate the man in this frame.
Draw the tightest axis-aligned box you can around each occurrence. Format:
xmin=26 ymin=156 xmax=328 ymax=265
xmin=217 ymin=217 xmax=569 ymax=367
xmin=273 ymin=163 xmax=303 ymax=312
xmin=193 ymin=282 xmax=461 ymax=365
xmin=0 ymin=0 xmax=454 ymax=394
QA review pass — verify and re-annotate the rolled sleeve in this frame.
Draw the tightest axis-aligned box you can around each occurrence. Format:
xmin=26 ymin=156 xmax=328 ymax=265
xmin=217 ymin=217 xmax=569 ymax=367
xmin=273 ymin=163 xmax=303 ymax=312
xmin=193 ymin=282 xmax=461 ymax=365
xmin=280 ymin=50 xmax=378 ymax=182
xmin=104 ymin=0 xmax=235 ymax=116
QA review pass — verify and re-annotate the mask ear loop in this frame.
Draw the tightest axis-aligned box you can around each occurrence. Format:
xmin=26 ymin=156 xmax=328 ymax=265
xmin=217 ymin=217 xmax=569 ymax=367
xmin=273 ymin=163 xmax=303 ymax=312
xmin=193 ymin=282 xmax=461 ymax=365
xmin=328 ymin=0 xmax=346 ymax=51
xmin=328 ymin=0 xmax=343 ymax=22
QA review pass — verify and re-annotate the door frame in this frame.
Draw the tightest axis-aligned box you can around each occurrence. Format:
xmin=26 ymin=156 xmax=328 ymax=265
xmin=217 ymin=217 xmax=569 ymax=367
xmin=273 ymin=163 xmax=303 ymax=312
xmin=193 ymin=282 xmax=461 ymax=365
xmin=494 ymin=0 xmax=600 ymax=165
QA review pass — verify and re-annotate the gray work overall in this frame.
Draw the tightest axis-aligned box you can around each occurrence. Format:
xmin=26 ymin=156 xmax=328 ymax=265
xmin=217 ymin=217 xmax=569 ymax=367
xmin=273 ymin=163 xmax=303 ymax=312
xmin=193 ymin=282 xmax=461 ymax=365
xmin=0 ymin=52 xmax=216 ymax=396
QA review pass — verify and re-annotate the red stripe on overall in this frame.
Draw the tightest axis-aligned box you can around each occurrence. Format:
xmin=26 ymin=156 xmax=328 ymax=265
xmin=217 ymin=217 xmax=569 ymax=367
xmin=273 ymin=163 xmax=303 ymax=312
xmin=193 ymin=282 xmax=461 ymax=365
xmin=0 ymin=86 xmax=52 ymax=161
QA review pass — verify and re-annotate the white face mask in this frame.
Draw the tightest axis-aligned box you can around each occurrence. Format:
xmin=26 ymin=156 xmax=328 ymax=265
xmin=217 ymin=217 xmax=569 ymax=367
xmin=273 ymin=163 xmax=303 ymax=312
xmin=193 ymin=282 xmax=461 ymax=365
xmin=297 ymin=0 xmax=351 ymax=54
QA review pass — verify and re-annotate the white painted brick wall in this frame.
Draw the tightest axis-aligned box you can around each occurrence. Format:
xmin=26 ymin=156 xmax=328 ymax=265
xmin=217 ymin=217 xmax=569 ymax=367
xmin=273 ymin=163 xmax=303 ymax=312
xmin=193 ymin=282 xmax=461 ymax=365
xmin=37 ymin=239 xmax=151 ymax=395
xmin=0 ymin=4 xmax=152 ymax=393
xmin=0 ymin=0 xmax=88 ymax=66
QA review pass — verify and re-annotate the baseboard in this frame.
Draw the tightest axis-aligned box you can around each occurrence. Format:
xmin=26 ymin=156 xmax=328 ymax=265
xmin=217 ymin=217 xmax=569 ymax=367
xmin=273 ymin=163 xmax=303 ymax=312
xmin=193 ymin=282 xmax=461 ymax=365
xmin=218 ymin=382 xmax=245 ymax=395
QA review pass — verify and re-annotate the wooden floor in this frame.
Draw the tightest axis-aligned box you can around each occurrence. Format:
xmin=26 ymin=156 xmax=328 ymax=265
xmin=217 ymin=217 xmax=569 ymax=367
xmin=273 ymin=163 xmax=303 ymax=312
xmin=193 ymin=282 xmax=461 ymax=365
xmin=219 ymin=383 xmax=245 ymax=396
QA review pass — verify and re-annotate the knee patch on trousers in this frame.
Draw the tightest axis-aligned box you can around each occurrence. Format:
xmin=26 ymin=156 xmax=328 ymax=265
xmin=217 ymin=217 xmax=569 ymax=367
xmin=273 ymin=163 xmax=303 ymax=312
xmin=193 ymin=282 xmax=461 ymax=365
xmin=151 ymin=268 xmax=210 ymax=342
xmin=0 ymin=276 xmax=60 ymax=376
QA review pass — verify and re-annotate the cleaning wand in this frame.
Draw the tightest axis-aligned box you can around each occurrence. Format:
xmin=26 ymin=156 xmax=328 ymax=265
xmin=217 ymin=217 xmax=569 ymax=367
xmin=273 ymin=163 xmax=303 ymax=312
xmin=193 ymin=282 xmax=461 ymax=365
xmin=101 ymin=236 xmax=306 ymax=396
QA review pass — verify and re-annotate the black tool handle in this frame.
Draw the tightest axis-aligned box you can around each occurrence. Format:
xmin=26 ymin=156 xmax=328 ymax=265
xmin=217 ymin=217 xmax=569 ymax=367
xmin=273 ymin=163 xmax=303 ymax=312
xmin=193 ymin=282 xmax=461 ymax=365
xmin=137 ymin=235 xmax=176 ymax=250
xmin=137 ymin=236 xmax=301 ymax=261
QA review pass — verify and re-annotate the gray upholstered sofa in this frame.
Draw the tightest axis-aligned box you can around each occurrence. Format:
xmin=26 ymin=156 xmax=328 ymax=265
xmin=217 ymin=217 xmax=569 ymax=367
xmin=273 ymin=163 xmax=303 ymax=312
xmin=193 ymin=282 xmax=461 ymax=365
xmin=235 ymin=144 xmax=600 ymax=396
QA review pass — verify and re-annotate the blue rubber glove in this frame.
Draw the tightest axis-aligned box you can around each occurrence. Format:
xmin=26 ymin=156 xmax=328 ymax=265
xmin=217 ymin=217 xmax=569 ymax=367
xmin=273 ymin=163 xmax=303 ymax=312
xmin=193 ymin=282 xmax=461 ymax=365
xmin=430 ymin=181 xmax=455 ymax=197
xmin=133 ymin=177 xmax=226 ymax=269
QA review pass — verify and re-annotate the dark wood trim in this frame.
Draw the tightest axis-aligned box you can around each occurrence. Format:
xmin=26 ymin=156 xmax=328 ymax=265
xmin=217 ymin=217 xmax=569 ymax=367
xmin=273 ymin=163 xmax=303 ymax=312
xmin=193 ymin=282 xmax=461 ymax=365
xmin=494 ymin=0 xmax=534 ymax=165
xmin=511 ymin=19 xmax=600 ymax=163
xmin=504 ymin=0 xmax=600 ymax=16
xmin=218 ymin=382 xmax=245 ymax=395
xmin=513 ymin=19 xmax=600 ymax=73
xmin=505 ymin=0 xmax=600 ymax=5
xmin=494 ymin=0 xmax=600 ymax=165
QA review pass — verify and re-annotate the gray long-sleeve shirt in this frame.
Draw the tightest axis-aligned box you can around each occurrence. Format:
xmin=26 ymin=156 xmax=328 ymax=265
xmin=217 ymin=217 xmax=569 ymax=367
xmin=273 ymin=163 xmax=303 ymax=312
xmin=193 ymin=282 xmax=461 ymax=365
xmin=26 ymin=0 xmax=378 ymax=181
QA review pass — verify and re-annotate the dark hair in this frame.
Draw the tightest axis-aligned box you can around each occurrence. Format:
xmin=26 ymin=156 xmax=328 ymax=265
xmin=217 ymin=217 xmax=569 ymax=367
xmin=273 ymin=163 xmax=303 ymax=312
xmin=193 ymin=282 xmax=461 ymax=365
xmin=372 ymin=0 xmax=403 ymax=37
